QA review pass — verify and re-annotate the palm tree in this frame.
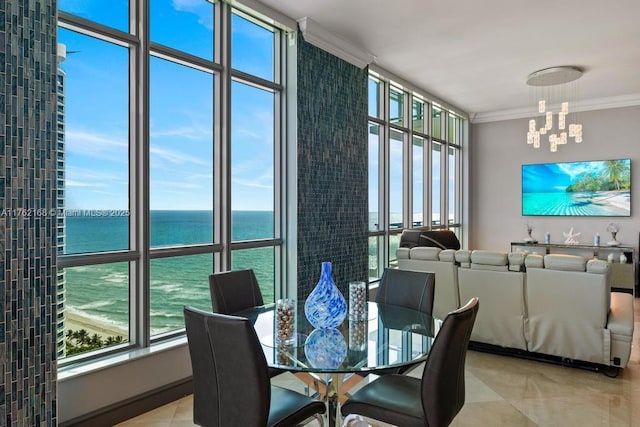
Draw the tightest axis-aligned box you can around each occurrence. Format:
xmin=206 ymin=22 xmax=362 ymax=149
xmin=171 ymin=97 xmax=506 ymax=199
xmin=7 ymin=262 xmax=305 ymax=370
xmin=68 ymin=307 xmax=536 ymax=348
xmin=90 ymin=333 xmax=103 ymax=347
xmin=604 ymin=160 xmax=626 ymax=191
xmin=76 ymin=329 xmax=90 ymax=345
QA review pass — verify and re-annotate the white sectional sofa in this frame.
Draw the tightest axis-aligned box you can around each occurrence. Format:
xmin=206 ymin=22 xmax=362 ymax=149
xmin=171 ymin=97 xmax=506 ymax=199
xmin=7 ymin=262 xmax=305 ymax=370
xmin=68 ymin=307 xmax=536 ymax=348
xmin=397 ymin=247 xmax=635 ymax=369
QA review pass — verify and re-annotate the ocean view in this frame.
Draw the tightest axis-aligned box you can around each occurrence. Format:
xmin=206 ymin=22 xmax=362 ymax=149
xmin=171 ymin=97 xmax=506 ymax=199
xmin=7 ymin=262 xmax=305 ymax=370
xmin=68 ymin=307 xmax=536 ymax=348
xmin=63 ymin=210 xmax=390 ymax=340
xmin=64 ymin=210 xmax=276 ymax=336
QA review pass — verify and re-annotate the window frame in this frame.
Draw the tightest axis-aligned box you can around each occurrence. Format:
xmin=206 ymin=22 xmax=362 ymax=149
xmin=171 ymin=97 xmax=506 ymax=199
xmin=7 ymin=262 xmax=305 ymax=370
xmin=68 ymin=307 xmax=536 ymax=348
xmin=56 ymin=1 xmax=289 ymax=367
xmin=367 ymin=71 xmax=466 ymax=281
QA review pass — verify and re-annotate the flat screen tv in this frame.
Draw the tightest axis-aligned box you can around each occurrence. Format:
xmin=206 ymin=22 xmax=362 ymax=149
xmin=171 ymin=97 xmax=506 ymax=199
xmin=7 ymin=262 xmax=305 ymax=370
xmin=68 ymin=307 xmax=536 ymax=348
xmin=522 ymin=159 xmax=631 ymax=216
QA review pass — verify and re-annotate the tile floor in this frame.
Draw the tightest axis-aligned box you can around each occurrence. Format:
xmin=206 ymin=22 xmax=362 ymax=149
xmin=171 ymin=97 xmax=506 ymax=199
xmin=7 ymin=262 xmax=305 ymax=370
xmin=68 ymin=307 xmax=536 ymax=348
xmin=117 ymin=300 xmax=640 ymax=427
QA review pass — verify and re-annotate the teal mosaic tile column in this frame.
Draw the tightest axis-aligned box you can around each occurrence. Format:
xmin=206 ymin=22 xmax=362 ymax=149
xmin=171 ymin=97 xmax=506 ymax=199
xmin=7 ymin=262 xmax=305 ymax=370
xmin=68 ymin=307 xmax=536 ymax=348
xmin=1 ymin=0 xmax=58 ymax=425
xmin=297 ymin=32 xmax=369 ymax=299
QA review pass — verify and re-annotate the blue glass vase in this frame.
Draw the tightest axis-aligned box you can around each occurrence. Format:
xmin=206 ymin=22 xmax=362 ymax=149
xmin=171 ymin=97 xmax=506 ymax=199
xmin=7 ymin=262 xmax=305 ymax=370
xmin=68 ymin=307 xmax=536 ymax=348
xmin=304 ymin=261 xmax=347 ymax=329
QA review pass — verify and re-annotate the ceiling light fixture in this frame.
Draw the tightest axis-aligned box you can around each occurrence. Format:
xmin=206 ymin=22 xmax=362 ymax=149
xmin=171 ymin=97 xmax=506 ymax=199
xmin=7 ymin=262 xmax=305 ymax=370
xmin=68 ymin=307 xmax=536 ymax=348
xmin=526 ymin=66 xmax=583 ymax=152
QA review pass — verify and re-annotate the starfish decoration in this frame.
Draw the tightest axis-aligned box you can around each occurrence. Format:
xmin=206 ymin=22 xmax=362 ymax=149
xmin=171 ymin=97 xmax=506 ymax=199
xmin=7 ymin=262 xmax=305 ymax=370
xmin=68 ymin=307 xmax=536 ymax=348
xmin=563 ymin=227 xmax=580 ymax=244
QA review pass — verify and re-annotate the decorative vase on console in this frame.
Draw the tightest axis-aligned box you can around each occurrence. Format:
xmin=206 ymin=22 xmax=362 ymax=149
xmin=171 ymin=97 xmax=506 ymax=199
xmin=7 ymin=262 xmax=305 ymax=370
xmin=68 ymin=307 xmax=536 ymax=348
xmin=523 ymin=222 xmax=537 ymax=243
xmin=304 ymin=261 xmax=347 ymax=329
xmin=606 ymin=223 xmax=620 ymax=246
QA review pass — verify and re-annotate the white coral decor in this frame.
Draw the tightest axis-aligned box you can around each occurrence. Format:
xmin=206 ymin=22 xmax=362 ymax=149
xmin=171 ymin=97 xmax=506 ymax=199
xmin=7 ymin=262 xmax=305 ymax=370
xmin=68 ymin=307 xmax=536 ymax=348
xmin=563 ymin=227 xmax=580 ymax=244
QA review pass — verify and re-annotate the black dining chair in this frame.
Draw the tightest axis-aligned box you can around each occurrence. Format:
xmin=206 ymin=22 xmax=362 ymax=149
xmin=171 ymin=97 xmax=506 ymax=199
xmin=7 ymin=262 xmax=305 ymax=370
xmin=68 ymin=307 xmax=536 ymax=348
xmin=376 ymin=268 xmax=435 ymax=316
xmin=341 ymin=297 xmax=479 ymax=427
xmin=374 ymin=268 xmax=435 ymax=375
xmin=209 ymin=269 xmax=264 ymax=315
xmin=208 ymin=269 xmax=285 ymax=378
xmin=184 ymin=306 xmax=326 ymax=427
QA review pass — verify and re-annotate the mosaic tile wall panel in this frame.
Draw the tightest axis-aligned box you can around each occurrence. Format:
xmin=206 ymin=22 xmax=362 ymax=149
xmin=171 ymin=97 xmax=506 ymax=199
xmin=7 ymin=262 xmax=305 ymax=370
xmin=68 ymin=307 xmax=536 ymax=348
xmin=297 ymin=32 xmax=369 ymax=299
xmin=0 ymin=0 xmax=58 ymax=425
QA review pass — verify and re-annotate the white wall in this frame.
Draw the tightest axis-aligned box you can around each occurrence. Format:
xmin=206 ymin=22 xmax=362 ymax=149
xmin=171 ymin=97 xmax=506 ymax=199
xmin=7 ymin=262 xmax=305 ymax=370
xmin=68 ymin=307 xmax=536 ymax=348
xmin=58 ymin=343 xmax=192 ymax=423
xmin=469 ymin=105 xmax=640 ymax=252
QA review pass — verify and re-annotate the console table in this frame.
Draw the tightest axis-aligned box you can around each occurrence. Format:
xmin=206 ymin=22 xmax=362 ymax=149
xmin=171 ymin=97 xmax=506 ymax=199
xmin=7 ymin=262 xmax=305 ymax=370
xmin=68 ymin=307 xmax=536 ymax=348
xmin=511 ymin=242 xmax=637 ymax=294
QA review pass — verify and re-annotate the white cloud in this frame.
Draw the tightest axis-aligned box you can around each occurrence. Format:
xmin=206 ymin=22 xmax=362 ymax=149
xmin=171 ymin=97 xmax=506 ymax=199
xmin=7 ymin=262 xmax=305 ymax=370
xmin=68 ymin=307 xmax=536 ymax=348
xmin=172 ymin=0 xmax=214 ymax=30
xmin=65 ymin=129 xmax=128 ymax=162
xmin=232 ymin=166 xmax=273 ymax=190
xmin=152 ymin=180 xmax=204 ymax=190
xmin=150 ymin=145 xmax=210 ymax=166
xmin=150 ymin=126 xmax=211 ymax=141
xmin=236 ymin=128 xmax=262 ymax=140
xmin=65 ymin=179 xmax=109 ymax=188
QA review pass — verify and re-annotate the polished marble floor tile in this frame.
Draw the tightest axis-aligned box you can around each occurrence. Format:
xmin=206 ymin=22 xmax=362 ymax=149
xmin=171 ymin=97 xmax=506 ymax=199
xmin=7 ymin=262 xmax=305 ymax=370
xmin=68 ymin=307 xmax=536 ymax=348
xmin=117 ymin=300 xmax=640 ymax=427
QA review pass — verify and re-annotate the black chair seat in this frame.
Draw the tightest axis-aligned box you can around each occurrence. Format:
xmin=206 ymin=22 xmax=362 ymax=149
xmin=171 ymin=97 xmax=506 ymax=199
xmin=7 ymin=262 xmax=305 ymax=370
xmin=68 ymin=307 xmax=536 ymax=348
xmin=341 ymin=298 xmax=479 ymax=427
xmin=371 ymin=268 xmax=435 ymax=376
xmin=341 ymin=375 xmax=424 ymax=427
xmin=184 ymin=307 xmax=325 ymax=426
xmin=209 ymin=269 xmax=285 ymax=378
xmin=268 ymin=386 xmax=327 ymax=427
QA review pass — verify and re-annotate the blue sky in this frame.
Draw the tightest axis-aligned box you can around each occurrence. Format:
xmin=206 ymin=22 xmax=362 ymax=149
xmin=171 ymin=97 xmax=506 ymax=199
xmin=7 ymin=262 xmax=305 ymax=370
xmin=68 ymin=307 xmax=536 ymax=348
xmin=522 ymin=160 xmax=619 ymax=193
xmin=59 ymin=0 xmax=275 ymax=210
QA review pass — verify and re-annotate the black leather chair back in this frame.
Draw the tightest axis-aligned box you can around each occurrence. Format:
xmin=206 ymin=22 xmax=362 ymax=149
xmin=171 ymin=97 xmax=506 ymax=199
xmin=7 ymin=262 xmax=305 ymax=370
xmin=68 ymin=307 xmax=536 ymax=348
xmin=376 ymin=268 xmax=435 ymax=316
xmin=209 ymin=269 xmax=265 ymax=314
xmin=421 ymin=297 xmax=479 ymax=426
xmin=184 ymin=307 xmax=271 ymax=426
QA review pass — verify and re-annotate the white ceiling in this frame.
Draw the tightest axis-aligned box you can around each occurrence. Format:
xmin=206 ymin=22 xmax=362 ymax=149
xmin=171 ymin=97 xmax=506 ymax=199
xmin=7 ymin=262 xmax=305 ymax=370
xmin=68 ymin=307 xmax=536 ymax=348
xmin=257 ymin=0 xmax=640 ymax=121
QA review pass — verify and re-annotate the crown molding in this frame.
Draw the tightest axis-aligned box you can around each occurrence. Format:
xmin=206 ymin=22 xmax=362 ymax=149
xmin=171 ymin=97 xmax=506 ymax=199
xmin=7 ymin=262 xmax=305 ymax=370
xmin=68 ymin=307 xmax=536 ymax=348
xmin=297 ymin=17 xmax=376 ymax=69
xmin=471 ymin=93 xmax=640 ymax=123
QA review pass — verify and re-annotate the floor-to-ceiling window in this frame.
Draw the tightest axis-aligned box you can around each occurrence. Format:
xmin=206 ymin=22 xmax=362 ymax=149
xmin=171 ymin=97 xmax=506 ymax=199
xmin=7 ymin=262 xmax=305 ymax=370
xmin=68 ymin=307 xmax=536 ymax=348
xmin=57 ymin=1 xmax=287 ymax=361
xmin=368 ymin=72 xmax=465 ymax=280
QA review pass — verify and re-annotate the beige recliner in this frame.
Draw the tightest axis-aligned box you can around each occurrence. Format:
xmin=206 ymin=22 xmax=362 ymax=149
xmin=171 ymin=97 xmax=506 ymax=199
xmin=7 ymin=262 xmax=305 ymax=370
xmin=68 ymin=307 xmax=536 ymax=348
xmin=457 ymin=250 xmax=528 ymax=351
xmin=525 ymin=254 xmax=634 ymax=367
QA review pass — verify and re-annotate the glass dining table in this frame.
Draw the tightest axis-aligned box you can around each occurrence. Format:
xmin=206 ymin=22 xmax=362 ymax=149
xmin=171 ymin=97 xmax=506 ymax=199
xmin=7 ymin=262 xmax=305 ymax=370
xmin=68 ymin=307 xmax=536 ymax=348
xmin=236 ymin=301 xmax=439 ymax=427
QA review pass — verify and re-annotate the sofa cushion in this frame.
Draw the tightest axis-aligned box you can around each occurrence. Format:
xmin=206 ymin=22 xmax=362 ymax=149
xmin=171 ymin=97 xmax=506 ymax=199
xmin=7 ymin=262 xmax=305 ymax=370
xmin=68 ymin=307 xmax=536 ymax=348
xmin=586 ymin=259 xmax=609 ymax=274
xmin=455 ymin=250 xmax=471 ymax=268
xmin=410 ymin=247 xmax=441 ymax=261
xmin=397 ymin=247 xmax=410 ymax=260
xmin=418 ymin=230 xmax=461 ymax=250
xmin=471 ymin=250 xmax=508 ymax=266
xmin=544 ymin=254 xmax=586 ymax=271
xmin=471 ymin=263 xmax=509 ymax=272
xmin=524 ymin=254 xmax=544 ymax=268
xmin=439 ymin=249 xmax=456 ymax=262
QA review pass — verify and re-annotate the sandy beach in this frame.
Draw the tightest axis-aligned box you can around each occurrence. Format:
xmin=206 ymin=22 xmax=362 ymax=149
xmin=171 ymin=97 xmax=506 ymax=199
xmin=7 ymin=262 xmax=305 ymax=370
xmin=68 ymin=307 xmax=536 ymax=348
xmin=590 ymin=190 xmax=630 ymax=212
xmin=65 ymin=311 xmax=129 ymax=340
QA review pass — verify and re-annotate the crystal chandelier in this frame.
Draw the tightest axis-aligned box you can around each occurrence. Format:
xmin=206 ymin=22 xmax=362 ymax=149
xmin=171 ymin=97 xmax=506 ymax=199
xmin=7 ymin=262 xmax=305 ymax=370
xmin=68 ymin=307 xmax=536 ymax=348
xmin=526 ymin=66 xmax=583 ymax=152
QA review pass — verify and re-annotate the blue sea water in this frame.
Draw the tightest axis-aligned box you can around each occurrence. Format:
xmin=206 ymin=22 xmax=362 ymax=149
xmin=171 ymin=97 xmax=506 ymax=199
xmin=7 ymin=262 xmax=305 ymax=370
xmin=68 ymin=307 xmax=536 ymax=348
xmin=64 ymin=210 xmax=275 ymax=335
xmin=522 ymin=191 xmax=630 ymax=216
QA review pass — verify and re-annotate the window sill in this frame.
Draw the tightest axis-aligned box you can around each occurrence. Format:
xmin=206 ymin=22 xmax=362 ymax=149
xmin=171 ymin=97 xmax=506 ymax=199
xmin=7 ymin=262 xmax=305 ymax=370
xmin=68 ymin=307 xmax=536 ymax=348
xmin=58 ymin=335 xmax=188 ymax=381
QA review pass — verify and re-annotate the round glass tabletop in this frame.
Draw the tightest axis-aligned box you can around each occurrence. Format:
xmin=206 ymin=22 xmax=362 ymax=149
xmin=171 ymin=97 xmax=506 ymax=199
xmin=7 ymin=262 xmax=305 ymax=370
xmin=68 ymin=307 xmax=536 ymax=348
xmin=237 ymin=301 xmax=438 ymax=374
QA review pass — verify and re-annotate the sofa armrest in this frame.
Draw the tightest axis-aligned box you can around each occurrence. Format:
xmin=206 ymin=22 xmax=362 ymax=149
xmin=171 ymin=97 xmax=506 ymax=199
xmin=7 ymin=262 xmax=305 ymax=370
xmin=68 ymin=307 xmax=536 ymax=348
xmin=608 ymin=291 xmax=634 ymax=367
xmin=508 ymin=252 xmax=526 ymax=272
xmin=608 ymin=292 xmax=634 ymax=337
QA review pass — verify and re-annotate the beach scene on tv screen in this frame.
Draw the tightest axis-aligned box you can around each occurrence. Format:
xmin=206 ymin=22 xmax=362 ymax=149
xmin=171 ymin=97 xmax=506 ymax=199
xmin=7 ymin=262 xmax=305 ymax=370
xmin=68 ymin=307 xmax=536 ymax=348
xmin=522 ymin=159 xmax=631 ymax=216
